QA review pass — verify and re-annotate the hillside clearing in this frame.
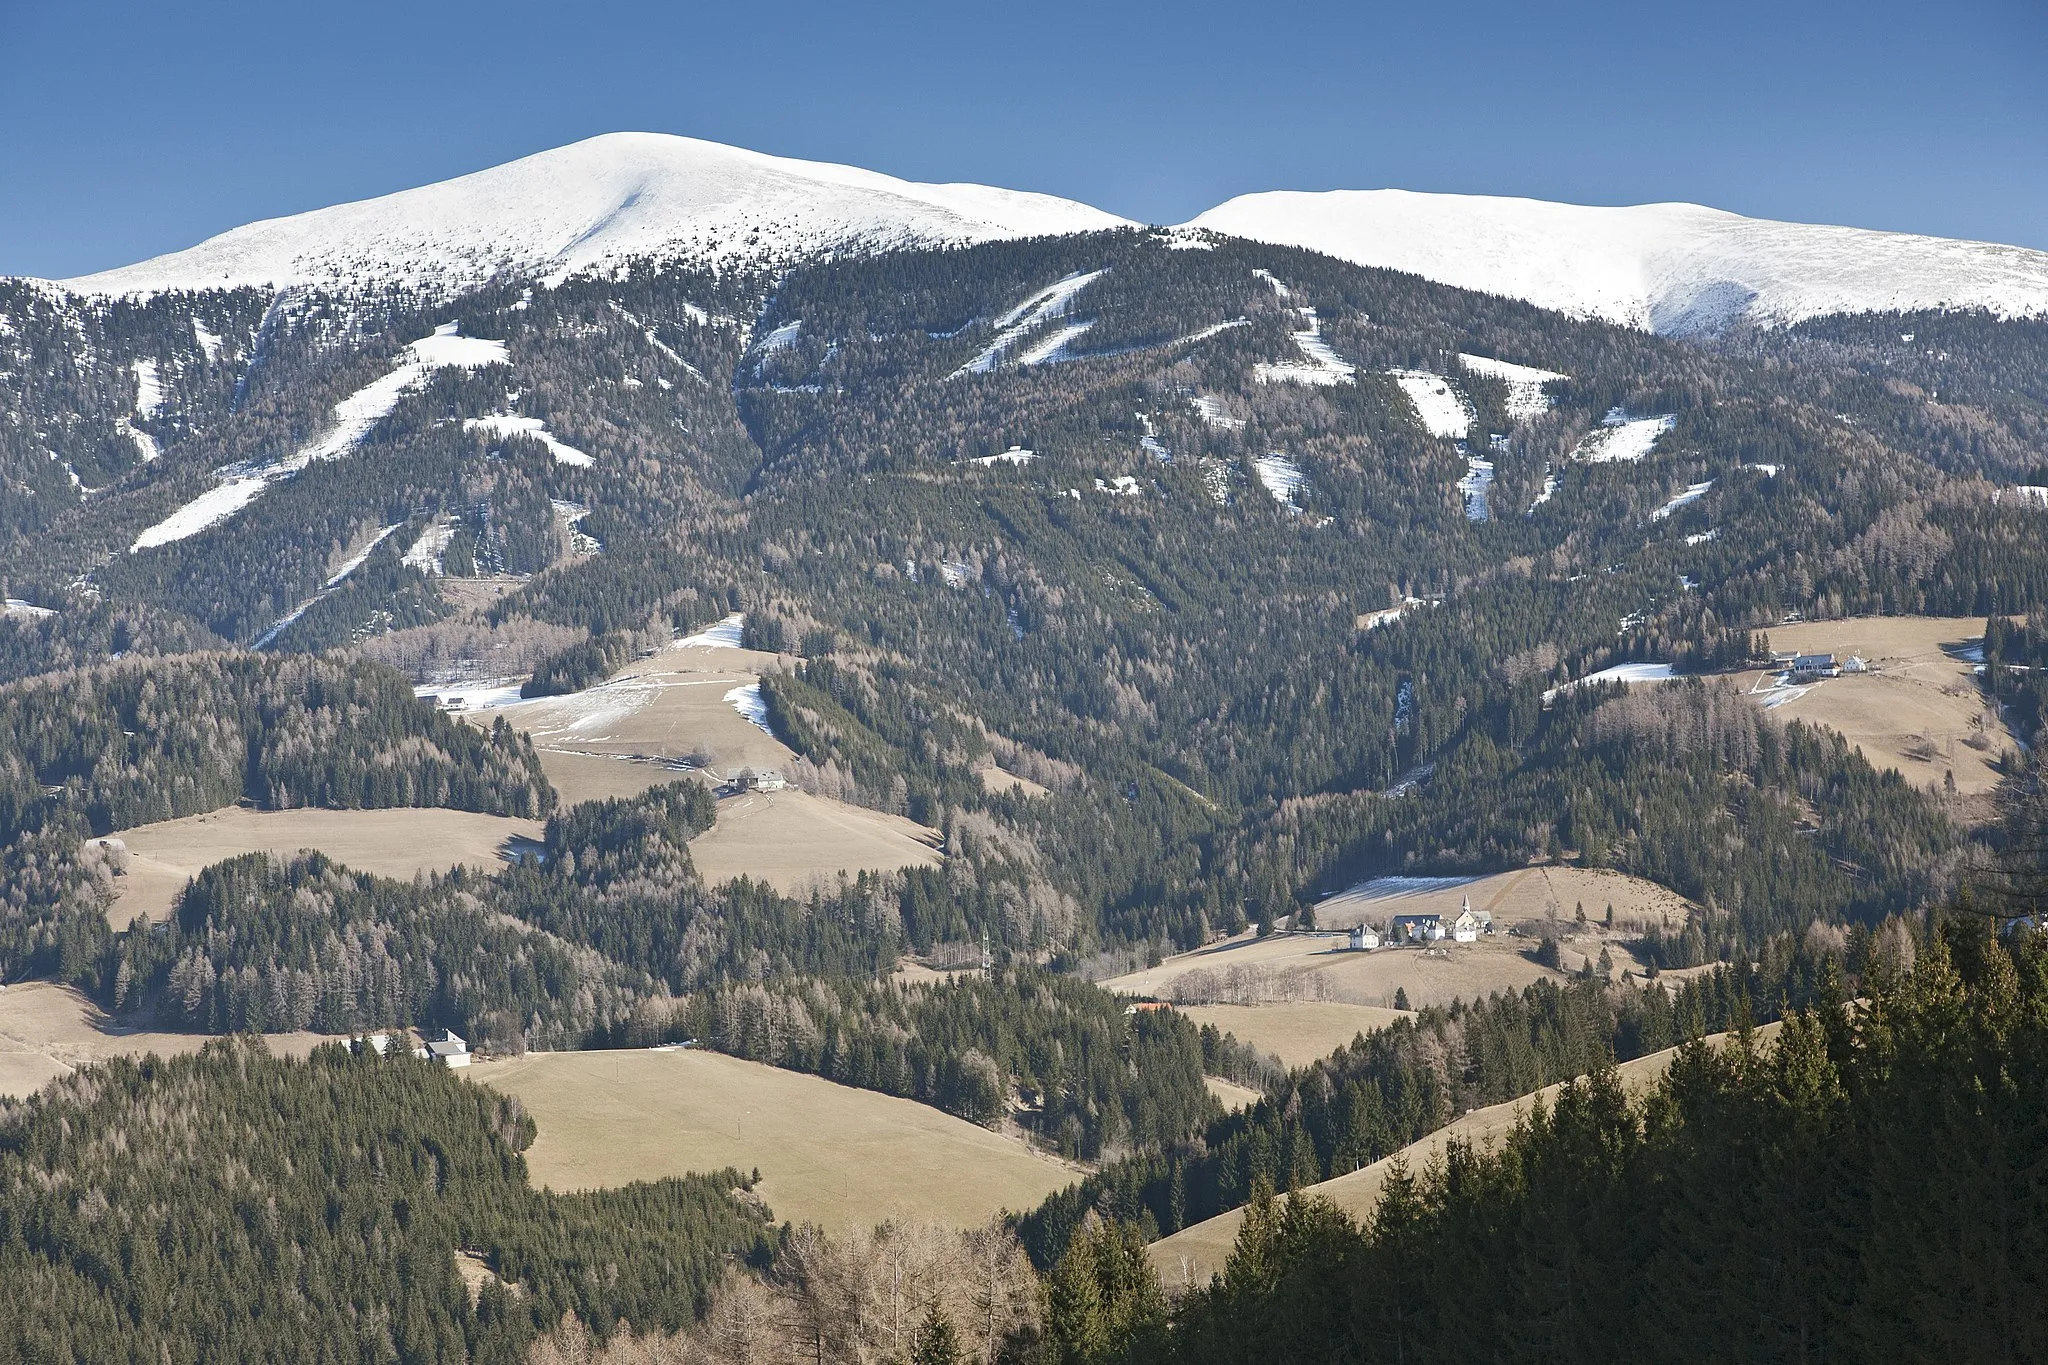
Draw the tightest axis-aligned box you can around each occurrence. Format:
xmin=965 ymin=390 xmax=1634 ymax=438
xmin=1103 ymin=868 xmax=1679 ymax=1009
xmin=473 ymin=1048 xmax=1077 ymax=1234
xmin=0 ymin=981 xmax=333 ymax=1099
xmin=1735 ymin=615 xmax=2015 ymax=797
xmin=689 ymin=788 xmax=942 ymax=894
xmin=1174 ymin=1003 xmax=1411 ymax=1069
xmin=1149 ymin=1021 xmax=1785 ymax=1286
xmin=99 ymin=806 xmax=543 ymax=926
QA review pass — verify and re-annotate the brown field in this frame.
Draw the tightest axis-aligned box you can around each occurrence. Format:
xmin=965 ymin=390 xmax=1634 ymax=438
xmin=1734 ymin=615 xmax=2015 ymax=797
xmin=478 ymin=637 xmax=946 ymax=891
xmin=1174 ymin=1003 xmax=1411 ymax=1069
xmin=1103 ymin=868 xmax=1679 ymax=1010
xmin=535 ymin=749 xmax=700 ymax=807
xmin=473 ymin=1048 xmax=1078 ymax=1233
xmin=1205 ymin=1076 xmax=1264 ymax=1111
xmin=690 ymin=788 xmax=943 ymax=894
xmin=1149 ymin=1021 xmax=1785 ymax=1286
xmin=977 ymin=765 xmax=1050 ymax=798
xmin=100 ymin=806 xmax=543 ymax=926
xmin=0 ymin=980 xmax=334 ymax=1099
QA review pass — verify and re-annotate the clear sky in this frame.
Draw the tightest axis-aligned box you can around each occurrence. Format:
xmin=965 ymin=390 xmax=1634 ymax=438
xmin=3 ymin=0 xmax=2043 ymax=279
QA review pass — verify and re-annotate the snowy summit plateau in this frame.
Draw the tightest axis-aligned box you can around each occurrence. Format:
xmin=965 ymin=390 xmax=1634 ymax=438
xmin=35 ymin=131 xmax=2048 ymax=335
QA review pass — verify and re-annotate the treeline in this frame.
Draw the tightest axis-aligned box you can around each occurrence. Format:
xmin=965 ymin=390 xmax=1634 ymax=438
xmin=1985 ymin=607 xmax=2048 ymax=745
xmin=1020 ymin=933 xmax=1840 ymax=1266
xmin=112 ymin=852 xmax=655 ymax=1045
xmin=1145 ymin=918 xmax=2048 ymax=1364
xmin=1236 ymin=679 xmax=1957 ymax=960
xmin=0 ymin=652 xmax=552 ymax=846
xmin=0 ymin=1039 xmax=770 ymax=1363
xmin=0 ymin=653 xmax=553 ymax=988
xmin=655 ymin=967 xmax=1218 ymax=1159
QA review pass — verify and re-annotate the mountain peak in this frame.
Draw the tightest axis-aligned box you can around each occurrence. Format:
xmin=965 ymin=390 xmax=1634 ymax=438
xmin=55 ymin=132 xmax=1135 ymax=298
xmin=1185 ymin=188 xmax=2048 ymax=332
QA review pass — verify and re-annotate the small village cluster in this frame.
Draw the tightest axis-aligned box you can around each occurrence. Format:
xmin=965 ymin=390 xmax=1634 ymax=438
xmin=1342 ymin=897 xmax=1494 ymax=951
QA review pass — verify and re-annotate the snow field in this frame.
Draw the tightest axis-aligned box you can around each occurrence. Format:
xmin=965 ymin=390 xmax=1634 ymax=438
xmin=464 ymin=414 xmax=594 ymax=467
xmin=1543 ymin=662 xmax=1678 ymax=703
xmin=1251 ymin=454 xmax=1307 ymax=512
xmin=129 ymin=324 xmax=510 ymax=552
xmin=1572 ymin=409 xmax=1676 ymax=464
xmin=1457 ymin=353 xmax=1566 ymax=421
xmin=676 ymin=613 xmax=747 ymax=649
xmin=1650 ymin=480 xmax=1714 ymax=520
xmin=955 ymin=270 xmax=1106 ymax=376
xmin=724 ymin=683 xmax=774 ymax=736
xmin=1457 ymin=456 xmax=1495 ymax=522
xmin=1255 ymin=307 xmax=1355 ymax=387
xmin=1388 ymin=370 xmax=1474 ymax=440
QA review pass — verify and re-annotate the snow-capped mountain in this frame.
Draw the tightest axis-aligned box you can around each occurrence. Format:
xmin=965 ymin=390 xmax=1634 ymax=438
xmin=32 ymin=133 xmax=2048 ymax=333
xmin=55 ymin=133 xmax=1133 ymax=298
xmin=1186 ymin=189 xmax=2048 ymax=333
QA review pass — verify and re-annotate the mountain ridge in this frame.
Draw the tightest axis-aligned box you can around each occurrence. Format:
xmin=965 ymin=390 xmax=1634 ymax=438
xmin=26 ymin=133 xmax=2048 ymax=336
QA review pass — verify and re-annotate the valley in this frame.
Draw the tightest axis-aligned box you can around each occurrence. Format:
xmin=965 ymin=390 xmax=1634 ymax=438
xmin=1 ymin=120 xmax=2045 ymax=1365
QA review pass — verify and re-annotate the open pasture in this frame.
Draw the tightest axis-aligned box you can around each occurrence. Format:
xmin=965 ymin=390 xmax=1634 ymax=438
xmin=1104 ymin=868 xmax=1678 ymax=1010
xmin=689 ymin=788 xmax=943 ymax=894
xmin=473 ymin=1047 xmax=1077 ymax=1234
xmin=0 ymin=981 xmax=333 ymax=1099
xmin=100 ymin=805 xmax=543 ymax=926
xmin=1732 ymin=615 xmax=2014 ymax=797
xmin=1173 ymin=1002 xmax=1411 ymax=1069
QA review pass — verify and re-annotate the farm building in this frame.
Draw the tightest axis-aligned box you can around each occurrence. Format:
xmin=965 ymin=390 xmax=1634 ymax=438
xmin=1791 ymin=653 xmax=1838 ymax=680
xmin=1390 ymin=912 xmax=1444 ymax=943
xmin=417 ymin=1029 xmax=471 ymax=1069
xmin=1348 ymin=923 xmax=1381 ymax=951
xmin=1842 ymin=655 xmax=1869 ymax=674
xmin=732 ymin=767 xmax=789 ymax=792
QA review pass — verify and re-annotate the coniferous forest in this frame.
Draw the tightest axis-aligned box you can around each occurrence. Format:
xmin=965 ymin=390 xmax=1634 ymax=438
xmin=2 ymin=172 xmax=2047 ymax=1364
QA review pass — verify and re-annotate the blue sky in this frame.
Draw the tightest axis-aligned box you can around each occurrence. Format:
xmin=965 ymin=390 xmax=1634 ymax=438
xmin=2 ymin=0 xmax=2043 ymax=278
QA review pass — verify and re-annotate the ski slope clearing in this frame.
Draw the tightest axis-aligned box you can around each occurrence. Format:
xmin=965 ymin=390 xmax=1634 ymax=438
xmin=1188 ymin=188 xmax=2048 ymax=332
xmin=1148 ymin=1022 xmax=1784 ymax=1286
xmin=1388 ymin=370 xmax=1473 ymax=439
xmin=1543 ymin=661 xmax=1678 ymax=701
xmin=1731 ymin=616 xmax=2016 ymax=798
xmin=1651 ymin=480 xmax=1714 ymax=520
xmin=98 ymin=806 xmax=543 ymax=927
xmin=463 ymin=414 xmax=594 ymax=467
xmin=0 ymin=981 xmax=334 ymax=1101
xmin=472 ymin=1048 xmax=1076 ymax=1235
xmin=1572 ymin=409 xmax=1677 ymax=463
xmin=955 ymin=270 xmax=1105 ymax=376
xmin=1458 ymin=455 xmax=1495 ymax=522
xmin=130 ymin=324 xmax=509 ymax=551
xmin=55 ymin=133 xmax=1131 ymax=298
xmin=1458 ymin=353 xmax=1566 ymax=421
xmin=1251 ymin=454 xmax=1307 ymax=511
xmin=1254 ymin=307 xmax=1355 ymax=387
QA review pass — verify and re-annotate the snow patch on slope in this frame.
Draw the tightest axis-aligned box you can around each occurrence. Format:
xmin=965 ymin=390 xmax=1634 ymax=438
xmin=1251 ymin=454 xmax=1307 ymax=512
xmin=1388 ymin=370 xmax=1473 ymax=440
xmin=131 ymin=324 xmax=509 ymax=551
xmin=1457 ymin=353 xmax=1566 ymax=421
xmin=1573 ymin=409 xmax=1676 ymax=463
xmin=464 ymin=414 xmax=594 ymax=467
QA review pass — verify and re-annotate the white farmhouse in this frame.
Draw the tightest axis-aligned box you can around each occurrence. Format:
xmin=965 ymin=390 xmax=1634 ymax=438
xmin=1348 ymin=924 xmax=1381 ymax=951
